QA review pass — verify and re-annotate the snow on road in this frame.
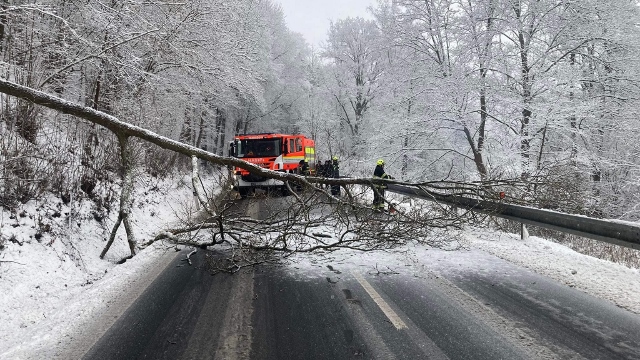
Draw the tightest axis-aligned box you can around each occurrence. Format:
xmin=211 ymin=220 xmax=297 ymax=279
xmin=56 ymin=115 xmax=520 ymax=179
xmin=1 ymin=182 xmax=639 ymax=359
xmin=468 ymin=229 xmax=640 ymax=314
xmin=286 ymin=226 xmax=640 ymax=314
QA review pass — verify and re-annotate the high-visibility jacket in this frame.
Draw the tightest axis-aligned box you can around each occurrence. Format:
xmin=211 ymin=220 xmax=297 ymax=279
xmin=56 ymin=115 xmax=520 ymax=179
xmin=373 ymin=165 xmax=391 ymax=188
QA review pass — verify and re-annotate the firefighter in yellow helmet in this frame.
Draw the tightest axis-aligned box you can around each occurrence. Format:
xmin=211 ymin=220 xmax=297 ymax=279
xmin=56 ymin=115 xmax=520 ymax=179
xmin=372 ymin=159 xmax=393 ymax=210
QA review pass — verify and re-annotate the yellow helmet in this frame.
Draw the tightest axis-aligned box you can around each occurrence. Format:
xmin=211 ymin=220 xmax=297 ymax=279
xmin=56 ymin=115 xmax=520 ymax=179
xmin=376 ymin=159 xmax=385 ymax=166
xmin=332 ymin=156 xmax=338 ymax=161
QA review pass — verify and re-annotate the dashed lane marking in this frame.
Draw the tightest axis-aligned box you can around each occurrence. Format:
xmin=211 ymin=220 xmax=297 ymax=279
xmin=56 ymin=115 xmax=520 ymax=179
xmin=352 ymin=272 xmax=408 ymax=330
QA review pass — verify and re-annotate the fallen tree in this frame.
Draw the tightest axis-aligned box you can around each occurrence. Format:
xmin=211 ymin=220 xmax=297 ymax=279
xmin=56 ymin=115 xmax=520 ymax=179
xmin=0 ymin=79 xmax=509 ymax=265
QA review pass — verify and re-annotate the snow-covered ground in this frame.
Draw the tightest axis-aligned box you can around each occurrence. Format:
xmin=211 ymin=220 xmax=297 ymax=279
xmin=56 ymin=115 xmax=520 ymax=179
xmin=1 ymin=181 xmax=639 ymax=359
xmin=285 ymin=228 xmax=640 ymax=315
xmin=0 ymin=175 xmax=198 ymax=359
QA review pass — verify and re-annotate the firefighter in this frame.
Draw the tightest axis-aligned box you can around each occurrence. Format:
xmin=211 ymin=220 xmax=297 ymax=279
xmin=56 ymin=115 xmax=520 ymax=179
xmin=316 ymin=159 xmax=326 ymax=189
xmin=330 ymin=156 xmax=340 ymax=196
xmin=316 ymin=159 xmax=324 ymax=178
xmin=322 ymin=160 xmax=333 ymax=189
xmin=295 ymin=160 xmax=310 ymax=192
xmin=298 ymin=159 xmax=310 ymax=176
xmin=372 ymin=159 xmax=393 ymax=210
xmin=320 ymin=159 xmax=331 ymax=189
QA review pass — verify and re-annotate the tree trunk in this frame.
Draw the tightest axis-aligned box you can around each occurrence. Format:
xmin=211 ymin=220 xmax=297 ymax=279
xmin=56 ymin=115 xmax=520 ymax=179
xmin=463 ymin=126 xmax=488 ymax=178
xmin=402 ymin=86 xmax=413 ymax=178
xmin=515 ymin=3 xmax=532 ymax=178
xmin=101 ymin=215 xmax=122 ymax=259
xmin=213 ymin=107 xmax=222 ymax=155
xmin=195 ymin=109 xmax=206 ymax=148
xmin=100 ymin=134 xmax=137 ymax=258
xmin=218 ymin=109 xmax=227 ymax=156
xmin=0 ymin=1 xmax=7 ymax=54
xmin=475 ymin=3 xmax=492 ymax=179
xmin=569 ymin=53 xmax=578 ymax=162
xmin=402 ymin=135 xmax=409 ymax=178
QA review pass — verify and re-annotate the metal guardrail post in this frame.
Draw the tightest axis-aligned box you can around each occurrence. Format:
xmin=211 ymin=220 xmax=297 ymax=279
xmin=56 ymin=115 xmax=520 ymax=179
xmin=386 ymin=184 xmax=640 ymax=250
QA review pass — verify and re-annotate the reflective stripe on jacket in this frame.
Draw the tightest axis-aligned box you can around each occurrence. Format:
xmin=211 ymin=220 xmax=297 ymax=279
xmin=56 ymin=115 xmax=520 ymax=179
xmin=373 ymin=165 xmax=389 ymax=188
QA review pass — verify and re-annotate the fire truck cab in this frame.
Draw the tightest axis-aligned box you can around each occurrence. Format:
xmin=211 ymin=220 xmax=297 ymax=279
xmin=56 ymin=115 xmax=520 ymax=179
xmin=229 ymin=133 xmax=315 ymax=197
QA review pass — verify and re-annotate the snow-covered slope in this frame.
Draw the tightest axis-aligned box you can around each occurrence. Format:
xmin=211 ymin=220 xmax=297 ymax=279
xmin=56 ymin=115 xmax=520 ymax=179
xmin=0 ymin=176 xmax=196 ymax=358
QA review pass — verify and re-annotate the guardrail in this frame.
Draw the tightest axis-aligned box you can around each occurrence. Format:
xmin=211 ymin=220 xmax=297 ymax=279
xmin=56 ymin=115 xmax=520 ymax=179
xmin=387 ymin=184 xmax=640 ymax=251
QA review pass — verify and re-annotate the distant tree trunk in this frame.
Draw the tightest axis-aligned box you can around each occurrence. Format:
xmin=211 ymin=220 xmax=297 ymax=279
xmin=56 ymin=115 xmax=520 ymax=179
xmin=195 ymin=110 xmax=206 ymax=148
xmin=351 ymin=71 xmax=369 ymax=136
xmin=460 ymin=0 xmax=492 ymax=180
xmin=242 ymin=111 xmax=250 ymax=134
xmin=180 ymin=106 xmax=194 ymax=144
xmin=536 ymin=121 xmax=548 ymax=171
xmin=475 ymin=84 xmax=488 ymax=178
xmin=211 ymin=107 xmax=221 ymax=154
xmin=217 ymin=108 xmax=227 ymax=155
xmin=569 ymin=53 xmax=578 ymax=162
xmin=514 ymin=3 xmax=532 ymax=178
xmin=92 ymin=72 xmax=102 ymax=110
xmin=402 ymin=89 xmax=413 ymax=178
xmin=0 ymin=1 xmax=7 ymax=54
xmin=402 ymin=135 xmax=409 ymax=178
xmin=471 ymin=32 xmax=491 ymax=179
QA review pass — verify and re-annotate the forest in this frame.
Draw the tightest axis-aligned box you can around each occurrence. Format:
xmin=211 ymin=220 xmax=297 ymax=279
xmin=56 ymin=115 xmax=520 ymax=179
xmin=1 ymin=0 xmax=640 ymax=234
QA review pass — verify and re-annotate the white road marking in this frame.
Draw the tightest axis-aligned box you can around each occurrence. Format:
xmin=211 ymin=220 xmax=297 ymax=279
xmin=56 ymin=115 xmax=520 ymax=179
xmin=352 ymin=272 xmax=408 ymax=330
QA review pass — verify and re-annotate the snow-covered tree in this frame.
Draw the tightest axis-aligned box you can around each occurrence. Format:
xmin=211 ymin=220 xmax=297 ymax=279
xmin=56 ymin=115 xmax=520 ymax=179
xmin=324 ymin=17 xmax=385 ymax=154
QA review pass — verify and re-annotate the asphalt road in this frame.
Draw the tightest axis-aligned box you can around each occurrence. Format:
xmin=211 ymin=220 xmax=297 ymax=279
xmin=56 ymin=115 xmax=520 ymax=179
xmin=79 ymin=197 xmax=640 ymax=360
xmin=79 ymin=249 xmax=640 ymax=360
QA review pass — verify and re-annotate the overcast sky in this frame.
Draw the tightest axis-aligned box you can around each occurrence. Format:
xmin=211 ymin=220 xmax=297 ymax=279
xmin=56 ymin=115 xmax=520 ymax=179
xmin=276 ymin=0 xmax=376 ymax=48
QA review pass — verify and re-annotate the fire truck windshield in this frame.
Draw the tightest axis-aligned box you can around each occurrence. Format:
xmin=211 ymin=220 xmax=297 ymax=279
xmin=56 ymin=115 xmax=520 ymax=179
xmin=235 ymin=139 xmax=281 ymax=158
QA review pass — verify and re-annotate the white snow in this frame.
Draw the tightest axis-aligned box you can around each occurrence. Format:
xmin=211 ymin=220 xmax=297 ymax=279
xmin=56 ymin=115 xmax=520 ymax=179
xmin=0 ymin=175 xmax=197 ymax=359
xmin=283 ymin=225 xmax=640 ymax=315
xmin=467 ymin=229 xmax=640 ymax=313
xmin=1 ymin=181 xmax=639 ymax=359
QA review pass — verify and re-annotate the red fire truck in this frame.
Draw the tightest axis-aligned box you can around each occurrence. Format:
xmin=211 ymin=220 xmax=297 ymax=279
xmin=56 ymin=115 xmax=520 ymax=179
xmin=229 ymin=133 xmax=316 ymax=197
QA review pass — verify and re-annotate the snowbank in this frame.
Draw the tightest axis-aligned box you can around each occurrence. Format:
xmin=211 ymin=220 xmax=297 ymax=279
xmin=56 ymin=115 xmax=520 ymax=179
xmin=282 ymin=226 xmax=640 ymax=314
xmin=468 ymin=229 xmax=640 ymax=314
xmin=0 ymin=175 xmax=197 ymax=358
